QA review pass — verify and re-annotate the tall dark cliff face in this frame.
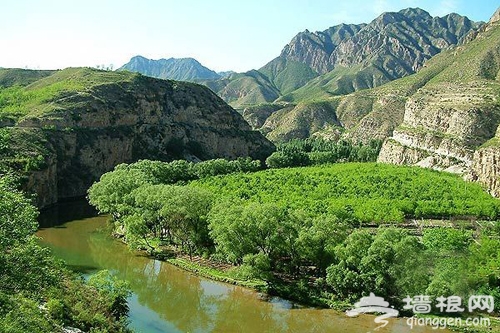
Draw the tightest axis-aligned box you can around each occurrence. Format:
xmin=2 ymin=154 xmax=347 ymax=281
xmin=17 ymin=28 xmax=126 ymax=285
xmin=0 ymin=69 xmax=274 ymax=208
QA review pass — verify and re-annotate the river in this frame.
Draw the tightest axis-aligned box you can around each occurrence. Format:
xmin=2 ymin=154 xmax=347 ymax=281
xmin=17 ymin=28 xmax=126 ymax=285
xmin=37 ymin=200 xmax=447 ymax=333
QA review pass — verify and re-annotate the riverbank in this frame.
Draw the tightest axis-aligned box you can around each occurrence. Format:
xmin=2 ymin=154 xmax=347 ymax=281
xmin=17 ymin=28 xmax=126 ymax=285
xmin=167 ymin=254 xmax=500 ymax=333
xmin=145 ymin=247 xmax=351 ymax=311
xmin=146 ymin=247 xmax=342 ymax=309
xmin=166 ymin=257 xmax=267 ymax=291
xmin=42 ymin=214 xmax=446 ymax=333
xmin=145 ymin=238 xmax=500 ymax=333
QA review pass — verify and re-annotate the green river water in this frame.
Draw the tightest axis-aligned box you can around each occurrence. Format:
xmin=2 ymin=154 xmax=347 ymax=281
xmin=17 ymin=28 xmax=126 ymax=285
xmin=37 ymin=201 xmax=448 ymax=333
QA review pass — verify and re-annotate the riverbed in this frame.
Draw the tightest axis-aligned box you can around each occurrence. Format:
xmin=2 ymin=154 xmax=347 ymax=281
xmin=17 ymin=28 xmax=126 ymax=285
xmin=37 ymin=201 xmax=447 ymax=333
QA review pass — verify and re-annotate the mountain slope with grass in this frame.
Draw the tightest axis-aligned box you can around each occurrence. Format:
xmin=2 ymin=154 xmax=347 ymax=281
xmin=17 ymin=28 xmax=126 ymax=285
xmin=0 ymin=67 xmax=274 ymax=208
xmin=250 ymin=7 xmax=500 ymax=201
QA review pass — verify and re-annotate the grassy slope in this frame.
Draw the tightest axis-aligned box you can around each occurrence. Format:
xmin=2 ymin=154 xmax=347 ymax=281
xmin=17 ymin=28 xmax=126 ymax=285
xmin=279 ymin=64 xmax=383 ymax=102
xmin=261 ymin=100 xmax=342 ymax=142
xmin=0 ymin=68 xmax=55 ymax=88
xmin=259 ymin=57 xmax=319 ymax=95
xmin=190 ymin=163 xmax=500 ymax=223
xmin=257 ymin=53 xmax=452 ymax=142
xmin=207 ymin=70 xmax=280 ymax=109
xmin=0 ymin=67 xmax=138 ymax=122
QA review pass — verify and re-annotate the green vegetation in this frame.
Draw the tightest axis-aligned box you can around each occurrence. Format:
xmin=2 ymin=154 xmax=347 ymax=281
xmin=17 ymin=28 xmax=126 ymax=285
xmin=259 ymin=57 xmax=319 ymax=95
xmin=0 ymin=175 xmax=131 ymax=332
xmin=265 ymin=138 xmax=382 ymax=168
xmin=193 ymin=163 xmax=499 ymax=222
xmin=166 ymin=258 xmax=267 ymax=290
xmin=0 ymin=127 xmax=51 ymax=176
xmin=0 ymin=67 xmax=138 ymax=121
xmin=206 ymin=70 xmax=280 ymax=109
xmin=89 ymin=157 xmax=500 ymax=314
xmin=0 ymin=68 xmax=54 ymax=88
xmin=262 ymin=100 xmax=343 ymax=142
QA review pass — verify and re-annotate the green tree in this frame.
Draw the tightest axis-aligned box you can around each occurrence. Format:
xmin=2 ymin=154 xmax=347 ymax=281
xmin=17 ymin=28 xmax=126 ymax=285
xmin=326 ymin=229 xmax=373 ymax=301
xmin=296 ymin=214 xmax=347 ymax=275
xmin=88 ymin=270 xmax=131 ymax=321
xmin=326 ymin=228 xmax=426 ymax=301
xmin=127 ymin=184 xmax=213 ymax=256
xmin=87 ymin=167 xmax=151 ymax=219
xmin=0 ymin=178 xmax=38 ymax=250
xmin=208 ymin=201 xmax=300 ymax=275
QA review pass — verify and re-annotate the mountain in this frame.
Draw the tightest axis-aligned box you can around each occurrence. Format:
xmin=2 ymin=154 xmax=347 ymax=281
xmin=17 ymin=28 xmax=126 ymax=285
xmin=217 ymin=70 xmax=235 ymax=78
xmin=119 ymin=55 xmax=221 ymax=81
xmin=280 ymin=9 xmax=482 ymax=101
xmin=208 ymin=8 xmax=481 ymax=109
xmin=376 ymin=9 xmax=500 ymax=195
xmin=203 ymin=70 xmax=280 ymax=109
xmin=0 ymin=67 xmax=274 ymax=208
xmin=246 ymin=7 xmax=500 ymax=197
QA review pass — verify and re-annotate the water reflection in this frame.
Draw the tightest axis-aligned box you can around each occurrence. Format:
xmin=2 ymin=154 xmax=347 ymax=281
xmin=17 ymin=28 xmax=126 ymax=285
xmin=37 ymin=202 xmax=448 ymax=333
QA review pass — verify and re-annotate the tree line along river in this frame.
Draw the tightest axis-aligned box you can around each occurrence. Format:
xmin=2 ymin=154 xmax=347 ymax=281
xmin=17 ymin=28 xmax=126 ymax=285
xmin=37 ymin=200 xmax=448 ymax=333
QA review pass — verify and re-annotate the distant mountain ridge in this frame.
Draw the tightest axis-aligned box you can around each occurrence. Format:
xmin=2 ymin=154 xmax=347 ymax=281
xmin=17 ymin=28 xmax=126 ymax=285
xmin=119 ymin=55 xmax=221 ymax=81
xmin=207 ymin=8 xmax=482 ymax=108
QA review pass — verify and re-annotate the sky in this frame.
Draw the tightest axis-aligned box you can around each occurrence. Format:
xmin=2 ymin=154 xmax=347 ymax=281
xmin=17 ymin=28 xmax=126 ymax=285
xmin=1 ymin=0 xmax=498 ymax=73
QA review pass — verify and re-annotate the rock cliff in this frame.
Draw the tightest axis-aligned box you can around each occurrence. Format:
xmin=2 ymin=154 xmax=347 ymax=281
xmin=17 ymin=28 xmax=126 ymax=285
xmin=378 ymin=12 xmax=500 ymax=195
xmin=0 ymin=68 xmax=274 ymax=207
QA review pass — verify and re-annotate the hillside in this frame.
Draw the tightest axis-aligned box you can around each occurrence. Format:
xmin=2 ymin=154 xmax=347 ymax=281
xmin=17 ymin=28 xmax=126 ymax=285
xmin=207 ymin=8 xmax=481 ymax=109
xmin=0 ymin=67 xmax=274 ymax=207
xmin=375 ymin=13 xmax=500 ymax=195
xmin=203 ymin=70 xmax=280 ymax=109
xmin=239 ymin=7 xmax=500 ymax=198
xmin=119 ymin=55 xmax=221 ymax=81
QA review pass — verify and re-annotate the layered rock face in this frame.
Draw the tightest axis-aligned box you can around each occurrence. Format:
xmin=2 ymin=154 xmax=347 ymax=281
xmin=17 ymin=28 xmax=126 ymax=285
xmin=378 ymin=83 xmax=500 ymax=173
xmin=378 ymin=13 xmax=500 ymax=195
xmin=2 ymin=69 xmax=274 ymax=207
xmin=469 ymin=140 xmax=500 ymax=197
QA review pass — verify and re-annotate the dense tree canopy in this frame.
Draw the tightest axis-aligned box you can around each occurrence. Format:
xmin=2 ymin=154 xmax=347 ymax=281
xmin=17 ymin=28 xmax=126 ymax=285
xmin=266 ymin=138 xmax=382 ymax=168
xmin=88 ymin=157 xmax=500 ymax=313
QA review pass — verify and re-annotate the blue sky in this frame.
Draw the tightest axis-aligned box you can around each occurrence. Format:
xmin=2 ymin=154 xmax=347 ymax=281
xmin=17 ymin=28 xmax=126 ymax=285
xmin=1 ymin=0 xmax=498 ymax=72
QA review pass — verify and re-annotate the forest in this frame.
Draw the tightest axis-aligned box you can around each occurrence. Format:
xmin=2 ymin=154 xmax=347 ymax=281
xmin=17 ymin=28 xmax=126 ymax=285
xmin=265 ymin=138 xmax=382 ymax=168
xmin=88 ymin=153 xmax=500 ymax=312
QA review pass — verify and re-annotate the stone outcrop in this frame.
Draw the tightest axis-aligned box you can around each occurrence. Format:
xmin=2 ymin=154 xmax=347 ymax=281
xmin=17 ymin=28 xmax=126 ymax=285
xmin=378 ymin=9 xmax=500 ymax=195
xmin=5 ymin=70 xmax=274 ymax=208
xmin=469 ymin=145 xmax=500 ymax=196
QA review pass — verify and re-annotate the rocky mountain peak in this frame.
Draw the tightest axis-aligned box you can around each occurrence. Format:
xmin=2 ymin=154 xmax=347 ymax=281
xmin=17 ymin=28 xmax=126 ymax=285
xmin=398 ymin=7 xmax=432 ymax=18
xmin=119 ymin=56 xmax=221 ymax=82
xmin=490 ymin=7 xmax=500 ymax=24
